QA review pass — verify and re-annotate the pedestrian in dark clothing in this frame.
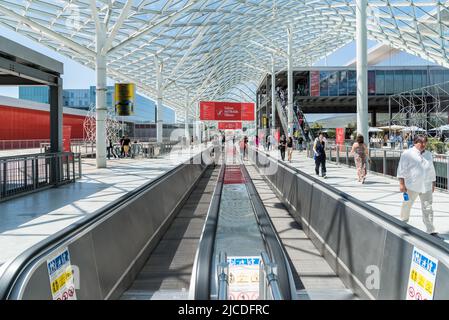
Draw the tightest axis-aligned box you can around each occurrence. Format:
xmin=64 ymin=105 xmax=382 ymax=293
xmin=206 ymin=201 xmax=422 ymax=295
xmin=107 ymin=139 xmax=117 ymax=159
xmin=313 ymin=133 xmax=327 ymax=178
xmin=119 ymin=136 xmax=125 ymax=158
xmin=279 ymin=135 xmax=287 ymax=161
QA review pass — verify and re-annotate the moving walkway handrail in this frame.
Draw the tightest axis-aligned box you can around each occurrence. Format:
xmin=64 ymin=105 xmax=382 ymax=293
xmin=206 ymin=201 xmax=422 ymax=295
xmin=190 ymin=164 xmax=225 ymax=300
xmin=241 ymin=164 xmax=297 ymax=300
xmin=0 ymin=148 xmax=211 ymax=300
xmin=252 ymin=147 xmax=449 ymax=256
xmin=259 ymin=252 xmax=282 ymax=300
xmin=216 ymin=252 xmax=229 ymax=300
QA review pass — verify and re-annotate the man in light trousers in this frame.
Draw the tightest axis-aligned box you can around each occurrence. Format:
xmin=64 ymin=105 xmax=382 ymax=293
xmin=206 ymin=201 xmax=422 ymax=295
xmin=397 ymin=135 xmax=439 ymax=237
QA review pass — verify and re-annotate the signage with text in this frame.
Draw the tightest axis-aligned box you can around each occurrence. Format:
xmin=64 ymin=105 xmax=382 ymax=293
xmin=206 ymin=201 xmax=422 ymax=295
xmin=406 ymin=246 xmax=438 ymax=300
xmin=200 ymin=101 xmax=255 ymax=121
xmin=218 ymin=122 xmax=242 ymax=130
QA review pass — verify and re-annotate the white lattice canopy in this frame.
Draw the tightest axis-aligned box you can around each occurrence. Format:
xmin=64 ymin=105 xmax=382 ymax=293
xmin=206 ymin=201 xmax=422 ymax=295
xmin=0 ymin=0 xmax=448 ymax=117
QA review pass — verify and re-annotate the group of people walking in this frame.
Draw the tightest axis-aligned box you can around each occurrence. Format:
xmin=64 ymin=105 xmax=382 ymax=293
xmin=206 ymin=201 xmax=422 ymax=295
xmin=107 ymin=135 xmax=132 ymax=159
xmin=271 ymin=131 xmax=440 ymax=238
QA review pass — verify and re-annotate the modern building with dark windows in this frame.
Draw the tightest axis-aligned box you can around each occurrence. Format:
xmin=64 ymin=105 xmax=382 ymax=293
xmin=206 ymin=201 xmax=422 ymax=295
xmin=256 ymin=66 xmax=449 ymax=133
xmin=18 ymin=86 xmax=176 ymax=123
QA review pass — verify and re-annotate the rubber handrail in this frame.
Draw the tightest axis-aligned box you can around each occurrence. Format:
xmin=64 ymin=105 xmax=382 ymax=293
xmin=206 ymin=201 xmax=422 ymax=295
xmin=241 ymin=164 xmax=297 ymax=300
xmin=192 ymin=163 xmax=225 ymax=300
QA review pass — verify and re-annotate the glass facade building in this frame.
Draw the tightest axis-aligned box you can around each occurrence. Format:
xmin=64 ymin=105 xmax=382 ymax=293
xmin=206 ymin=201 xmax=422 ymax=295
xmin=18 ymin=86 xmax=175 ymax=123
xmin=303 ymin=67 xmax=449 ymax=97
xmin=18 ymin=86 xmax=49 ymax=104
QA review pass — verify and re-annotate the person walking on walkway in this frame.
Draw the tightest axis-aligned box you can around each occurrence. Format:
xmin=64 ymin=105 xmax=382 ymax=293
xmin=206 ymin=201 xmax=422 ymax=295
xmin=244 ymin=136 xmax=249 ymax=159
xmin=119 ymin=135 xmax=125 ymax=158
xmin=350 ymin=135 xmax=369 ymax=183
xmin=270 ymin=134 xmax=276 ymax=152
xmin=279 ymin=134 xmax=287 ymax=161
xmin=107 ymin=139 xmax=117 ymax=160
xmin=397 ymin=135 xmax=439 ymax=237
xmin=313 ymin=133 xmax=327 ymax=178
xmin=287 ymin=136 xmax=293 ymax=162
xmin=122 ymin=135 xmax=131 ymax=157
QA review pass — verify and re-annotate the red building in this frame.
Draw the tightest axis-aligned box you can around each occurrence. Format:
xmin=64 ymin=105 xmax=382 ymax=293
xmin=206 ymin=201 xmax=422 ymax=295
xmin=0 ymin=95 xmax=87 ymax=141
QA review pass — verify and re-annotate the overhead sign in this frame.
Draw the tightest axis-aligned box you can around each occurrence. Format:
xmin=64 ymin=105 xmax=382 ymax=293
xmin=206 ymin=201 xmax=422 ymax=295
xmin=227 ymin=256 xmax=260 ymax=300
xmin=47 ymin=248 xmax=77 ymax=300
xmin=241 ymin=103 xmax=255 ymax=121
xmin=406 ymin=246 xmax=438 ymax=300
xmin=218 ymin=122 xmax=242 ymax=130
xmin=200 ymin=101 xmax=215 ymax=120
xmin=114 ymin=83 xmax=135 ymax=116
xmin=199 ymin=101 xmax=255 ymax=121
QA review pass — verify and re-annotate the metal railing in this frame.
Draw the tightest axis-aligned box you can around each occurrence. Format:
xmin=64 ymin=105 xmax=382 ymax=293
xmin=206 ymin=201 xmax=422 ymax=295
xmin=306 ymin=143 xmax=449 ymax=190
xmin=259 ymin=252 xmax=282 ymax=300
xmin=0 ymin=139 xmax=87 ymax=151
xmin=217 ymin=252 xmax=229 ymax=300
xmin=0 ymin=152 xmax=81 ymax=202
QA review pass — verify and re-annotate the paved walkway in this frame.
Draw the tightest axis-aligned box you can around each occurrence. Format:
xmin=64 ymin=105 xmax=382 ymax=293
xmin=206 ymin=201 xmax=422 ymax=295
xmin=0 ymin=145 xmax=209 ymax=270
xmin=0 ymin=148 xmax=41 ymax=157
xmin=262 ymin=149 xmax=449 ymax=242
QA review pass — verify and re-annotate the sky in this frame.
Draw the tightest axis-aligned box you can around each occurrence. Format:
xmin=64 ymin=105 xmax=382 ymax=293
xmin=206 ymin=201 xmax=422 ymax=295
xmin=0 ymin=25 xmax=437 ymax=122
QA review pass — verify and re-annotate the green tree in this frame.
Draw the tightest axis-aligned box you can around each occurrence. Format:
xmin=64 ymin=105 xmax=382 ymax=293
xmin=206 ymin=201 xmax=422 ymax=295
xmin=311 ymin=122 xmax=323 ymax=130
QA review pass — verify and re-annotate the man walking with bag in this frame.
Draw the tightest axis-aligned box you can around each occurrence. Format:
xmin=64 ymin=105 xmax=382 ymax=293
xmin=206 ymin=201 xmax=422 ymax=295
xmin=397 ymin=135 xmax=439 ymax=237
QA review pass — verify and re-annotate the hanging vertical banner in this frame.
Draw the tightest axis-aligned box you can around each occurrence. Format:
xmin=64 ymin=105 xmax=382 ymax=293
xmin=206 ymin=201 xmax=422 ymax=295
xmin=227 ymin=256 xmax=260 ymax=300
xmin=47 ymin=248 xmax=77 ymax=300
xmin=63 ymin=126 xmax=72 ymax=152
xmin=262 ymin=114 xmax=267 ymax=128
xmin=368 ymin=71 xmax=376 ymax=94
xmin=406 ymin=246 xmax=438 ymax=300
xmin=336 ymin=128 xmax=345 ymax=151
xmin=114 ymin=83 xmax=135 ymax=116
xmin=310 ymin=71 xmax=320 ymax=96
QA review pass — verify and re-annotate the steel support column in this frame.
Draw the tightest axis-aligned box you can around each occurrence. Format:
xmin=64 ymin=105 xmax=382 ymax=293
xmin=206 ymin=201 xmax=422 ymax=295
xmin=185 ymin=108 xmax=190 ymax=141
xmin=196 ymin=101 xmax=200 ymax=142
xmin=96 ymin=28 xmax=107 ymax=168
xmin=356 ymin=0 xmax=368 ymax=141
xmin=287 ymin=26 xmax=294 ymax=136
xmin=271 ymin=55 xmax=276 ymax=135
xmin=156 ymin=59 xmax=164 ymax=143
xmin=49 ymin=78 xmax=63 ymax=153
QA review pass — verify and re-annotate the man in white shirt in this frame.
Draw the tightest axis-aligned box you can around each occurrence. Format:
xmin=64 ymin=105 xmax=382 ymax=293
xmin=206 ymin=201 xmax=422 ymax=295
xmin=397 ymin=135 xmax=438 ymax=236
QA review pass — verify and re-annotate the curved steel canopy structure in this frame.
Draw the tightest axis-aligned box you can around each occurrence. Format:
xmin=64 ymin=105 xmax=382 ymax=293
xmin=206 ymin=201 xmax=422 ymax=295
xmin=0 ymin=0 xmax=447 ymax=112
xmin=0 ymin=0 xmax=448 ymax=167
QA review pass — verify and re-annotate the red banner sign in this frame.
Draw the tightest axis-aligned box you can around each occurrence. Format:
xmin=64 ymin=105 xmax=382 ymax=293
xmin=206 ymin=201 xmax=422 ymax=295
xmin=310 ymin=71 xmax=320 ymax=97
xmin=336 ymin=127 xmax=345 ymax=152
xmin=200 ymin=101 xmax=255 ymax=121
xmin=218 ymin=122 xmax=242 ymax=130
xmin=63 ymin=126 xmax=71 ymax=152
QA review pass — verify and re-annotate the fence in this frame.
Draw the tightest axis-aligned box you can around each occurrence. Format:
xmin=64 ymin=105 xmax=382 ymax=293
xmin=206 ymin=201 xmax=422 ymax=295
xmin=306 ymin=143 xmax=449 ymax=190
xmin=0 ymin=152 xmax=81 ymax=202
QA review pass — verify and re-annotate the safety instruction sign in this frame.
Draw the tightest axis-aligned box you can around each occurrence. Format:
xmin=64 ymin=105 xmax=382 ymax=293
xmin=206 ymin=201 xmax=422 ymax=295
xmin=406 ymin=246 xmax=438 ymax=300
xmin=227 ymin=256 xmax=260 ymax=300
xmin=47 ymin=248 xmax=77 ymax=300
